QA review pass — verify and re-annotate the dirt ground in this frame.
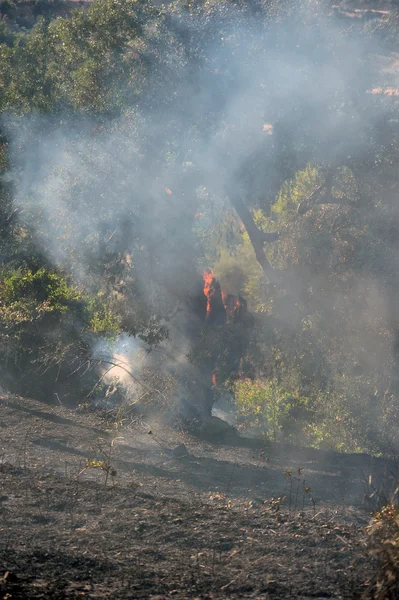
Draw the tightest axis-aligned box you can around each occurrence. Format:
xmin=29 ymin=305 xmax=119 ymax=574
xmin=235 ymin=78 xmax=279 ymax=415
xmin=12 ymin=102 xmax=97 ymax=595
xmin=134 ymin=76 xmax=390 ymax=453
xmin=0 ymin=392 xmax=393 ymax=599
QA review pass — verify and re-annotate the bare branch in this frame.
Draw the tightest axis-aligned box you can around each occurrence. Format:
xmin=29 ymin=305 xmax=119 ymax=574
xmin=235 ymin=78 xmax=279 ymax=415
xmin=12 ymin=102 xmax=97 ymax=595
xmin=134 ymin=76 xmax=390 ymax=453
xmin=91 ymin=355 xmax=164 ymax=398
xmin=229 ymin=194 xmax=279 ymax=281
xmin=297 ymin=168 xmax=338 ymax=215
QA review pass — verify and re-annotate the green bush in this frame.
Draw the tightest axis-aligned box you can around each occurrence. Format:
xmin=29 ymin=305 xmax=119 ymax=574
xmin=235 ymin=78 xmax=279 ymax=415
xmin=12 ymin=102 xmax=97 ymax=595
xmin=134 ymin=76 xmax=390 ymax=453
xmin=233 ymin=378 xmax=310 ymax=443
xmin=0 ymin=267 xmax=121 ymax=402
xmin=233 ymin=377 xmax=374 ymax=452
xmin=2 ymin=267 xmax=80 ymax=306
xmin=87 ymin=293 xmax=120 ymax=337
xmin=272 ymin=165 xmax=322 ymax=220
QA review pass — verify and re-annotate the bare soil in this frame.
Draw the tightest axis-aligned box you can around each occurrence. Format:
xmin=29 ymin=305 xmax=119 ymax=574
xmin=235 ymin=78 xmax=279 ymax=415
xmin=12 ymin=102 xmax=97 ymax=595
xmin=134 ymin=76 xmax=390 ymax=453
xmin=0 ymin=392 xmax=391 ymax=599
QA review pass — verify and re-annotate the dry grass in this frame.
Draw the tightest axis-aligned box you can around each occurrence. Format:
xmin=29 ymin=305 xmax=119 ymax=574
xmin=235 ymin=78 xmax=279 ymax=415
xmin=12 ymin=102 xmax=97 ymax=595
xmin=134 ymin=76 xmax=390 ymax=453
xmin=365 ymin=502 xmax=399 ymax=599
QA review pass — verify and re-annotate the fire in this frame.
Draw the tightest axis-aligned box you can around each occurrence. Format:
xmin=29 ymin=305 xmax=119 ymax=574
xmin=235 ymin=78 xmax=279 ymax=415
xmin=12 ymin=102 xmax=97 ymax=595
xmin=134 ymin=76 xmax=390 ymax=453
xmin=212 ymin=371 xmax=217 ymax=386
xmin=203 ymin=269 xmax=214 ymax=317
xmin=224 ymin=294 xmax=242 ymax=323
xmin=203 ymin=269 xmax=245 ymax=324
xmin=228 ymin=296 xmax=241 ymax=321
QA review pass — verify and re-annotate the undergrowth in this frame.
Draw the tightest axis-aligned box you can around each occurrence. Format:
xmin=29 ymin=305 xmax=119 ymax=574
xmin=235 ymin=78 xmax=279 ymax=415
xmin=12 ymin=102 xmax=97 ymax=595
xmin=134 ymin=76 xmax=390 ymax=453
xmin=366 ymin=501 xmax=399 ymax=599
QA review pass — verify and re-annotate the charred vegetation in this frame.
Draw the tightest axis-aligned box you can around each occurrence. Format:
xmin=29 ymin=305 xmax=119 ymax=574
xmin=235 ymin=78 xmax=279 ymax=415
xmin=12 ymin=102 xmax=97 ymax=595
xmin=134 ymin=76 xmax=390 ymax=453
xmin=1 ymin=0 xmax=399 ymax=595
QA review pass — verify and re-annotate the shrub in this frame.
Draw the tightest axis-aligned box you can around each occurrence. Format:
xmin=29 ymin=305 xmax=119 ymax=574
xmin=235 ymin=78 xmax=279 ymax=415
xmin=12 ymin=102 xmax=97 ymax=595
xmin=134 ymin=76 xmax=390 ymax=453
xmin=366 ymin=502 xmax=399 ymax=599
xmin=0 ymin=267 xmax=119 ymax=402
xmin=233 ymin=378 xmax=310 ymax=443
xmin=87 ymin=293 xmax=120 ymax=338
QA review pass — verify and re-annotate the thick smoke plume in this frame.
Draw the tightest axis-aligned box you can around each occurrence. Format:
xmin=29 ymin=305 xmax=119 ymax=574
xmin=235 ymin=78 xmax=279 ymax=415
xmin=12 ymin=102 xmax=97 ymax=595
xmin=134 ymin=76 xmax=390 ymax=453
xmin=2 ymin=0 xmax=399 ymax=448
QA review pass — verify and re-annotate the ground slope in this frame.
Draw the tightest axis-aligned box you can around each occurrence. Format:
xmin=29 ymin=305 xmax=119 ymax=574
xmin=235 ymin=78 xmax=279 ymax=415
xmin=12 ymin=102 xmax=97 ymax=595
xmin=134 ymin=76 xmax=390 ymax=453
xmin=0 ymin=393 xmax=387 ymax=598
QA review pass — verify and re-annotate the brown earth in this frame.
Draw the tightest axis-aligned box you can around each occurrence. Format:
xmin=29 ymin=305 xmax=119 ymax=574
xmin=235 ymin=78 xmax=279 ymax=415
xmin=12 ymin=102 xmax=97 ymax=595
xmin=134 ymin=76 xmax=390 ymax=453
xmin=0 ymin=392 xmax=395 ymax=599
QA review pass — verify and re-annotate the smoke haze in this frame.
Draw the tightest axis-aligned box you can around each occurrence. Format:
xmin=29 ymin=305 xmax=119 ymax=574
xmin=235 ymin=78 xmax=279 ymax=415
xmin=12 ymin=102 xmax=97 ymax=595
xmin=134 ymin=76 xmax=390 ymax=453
xmin=2 ymin=0 xmax=399 ymax=449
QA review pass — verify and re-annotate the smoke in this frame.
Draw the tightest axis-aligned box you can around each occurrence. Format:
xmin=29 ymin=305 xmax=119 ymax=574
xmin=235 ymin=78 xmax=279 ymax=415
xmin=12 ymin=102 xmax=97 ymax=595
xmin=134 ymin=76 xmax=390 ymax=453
xmin=7 ymin=2 xmax=386 ymax=274
xmin=93 ymin=334 xmax=146 ymax=388
xmin=3 ymin=0 xmax=399 ymax=445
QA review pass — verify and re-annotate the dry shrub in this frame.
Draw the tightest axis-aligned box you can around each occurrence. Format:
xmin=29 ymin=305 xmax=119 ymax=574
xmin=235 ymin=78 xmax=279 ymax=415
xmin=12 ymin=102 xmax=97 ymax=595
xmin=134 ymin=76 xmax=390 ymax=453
xmin=366 ymin=502 xmax=399 ymax=599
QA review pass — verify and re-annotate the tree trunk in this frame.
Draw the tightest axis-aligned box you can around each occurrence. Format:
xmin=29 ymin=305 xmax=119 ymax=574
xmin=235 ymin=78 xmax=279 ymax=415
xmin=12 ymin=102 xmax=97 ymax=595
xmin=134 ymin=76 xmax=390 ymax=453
xmin=229 ymin=194 xmax=278 ymax=282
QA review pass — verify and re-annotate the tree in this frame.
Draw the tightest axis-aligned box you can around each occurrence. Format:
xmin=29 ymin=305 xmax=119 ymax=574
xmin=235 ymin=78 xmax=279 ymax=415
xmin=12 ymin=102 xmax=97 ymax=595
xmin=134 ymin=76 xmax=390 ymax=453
xmin=1 ymin=0 xmax=399 ymax=449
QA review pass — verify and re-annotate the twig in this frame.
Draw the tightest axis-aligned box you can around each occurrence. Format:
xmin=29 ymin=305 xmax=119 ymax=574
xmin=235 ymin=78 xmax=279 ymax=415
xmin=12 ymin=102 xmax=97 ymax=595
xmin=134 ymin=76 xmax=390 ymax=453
xmin=92 ymin=356 xmax=162 ymax=396
xmin=86 ymin=366 xmax=116 ymax=397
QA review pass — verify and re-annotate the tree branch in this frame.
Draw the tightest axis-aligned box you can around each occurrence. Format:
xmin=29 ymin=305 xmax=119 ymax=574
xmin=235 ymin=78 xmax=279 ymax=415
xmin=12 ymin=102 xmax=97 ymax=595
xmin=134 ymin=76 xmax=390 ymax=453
xmin=297 ymin=168 xmax=338 ymax=215
xmin=229 ymin=195 xmax=278 ymax=281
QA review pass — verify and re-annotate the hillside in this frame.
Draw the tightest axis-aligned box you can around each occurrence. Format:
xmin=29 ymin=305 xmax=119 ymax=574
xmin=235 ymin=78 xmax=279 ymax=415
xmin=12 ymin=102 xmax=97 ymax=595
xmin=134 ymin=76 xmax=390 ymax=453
xmin=2 ymin=0 xmax=399 ymax=597
xmin=0 ymin=392 xmax=389 ymax=599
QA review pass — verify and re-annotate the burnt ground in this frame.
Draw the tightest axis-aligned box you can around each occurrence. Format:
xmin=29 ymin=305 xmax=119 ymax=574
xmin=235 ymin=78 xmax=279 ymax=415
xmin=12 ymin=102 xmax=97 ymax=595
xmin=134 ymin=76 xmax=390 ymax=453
xmin=0 ymin=393 xmax=394 ymax=599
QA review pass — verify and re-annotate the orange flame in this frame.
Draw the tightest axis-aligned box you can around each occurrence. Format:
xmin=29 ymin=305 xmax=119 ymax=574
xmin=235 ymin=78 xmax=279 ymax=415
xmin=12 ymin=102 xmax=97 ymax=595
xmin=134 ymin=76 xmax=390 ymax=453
xmin=223 ymin=293 xmax=243 ymax=323
xmin=203 ymin=269 xmax=214 ymax=317
xmin=203 ymin=269 xmax=245 ymax=324
xmin=212 ymin=372 xmax=217 ymax=386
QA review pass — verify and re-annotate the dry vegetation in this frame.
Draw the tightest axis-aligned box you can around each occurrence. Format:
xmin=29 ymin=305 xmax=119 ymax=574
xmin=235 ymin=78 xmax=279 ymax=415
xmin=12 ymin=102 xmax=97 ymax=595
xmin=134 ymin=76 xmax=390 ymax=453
xmin=2 ymin=0 xmax=399 ymax=597
xmin=0 ymin=391 xmax=396 ymax=599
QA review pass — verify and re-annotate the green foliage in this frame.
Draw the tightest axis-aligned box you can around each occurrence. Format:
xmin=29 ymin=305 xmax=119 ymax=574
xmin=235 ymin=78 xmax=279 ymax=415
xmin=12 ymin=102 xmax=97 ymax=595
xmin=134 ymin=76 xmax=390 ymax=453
xmin=0 ymin=0 xmax=183 ymax=114
xmin=233 ymin=377 xmax=378 ymax=452
xmin=0 ymin=267 xmax=124 ymax=402
xmin=0 ymin=0 xmax=15 ymax=18
xmin=0 ymin=268 xmax=83 ymax=338
xmin=2 ymin=267 xmax=80 ymax=307
xmin=0 ymin=20 xmax=14 ymax=46
xmin=272 ymin=166 xmax=322 ymax=220
xmin=302 ymin=388 xmax=365 ymax=453
xmin=208 ymin=215 xmax=270 ymax=313
xmin=233 ymin=378 xmax=310 ymax=442
xmin=0 ymin=0 xmax=398 ymax=457
xmin=195 ymin=161 xmax=399 ymax=453
xmin=86 ymin=293 xmax=120 ymax=337
xmin=0 ymin=268 xmax=123 ymax=337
